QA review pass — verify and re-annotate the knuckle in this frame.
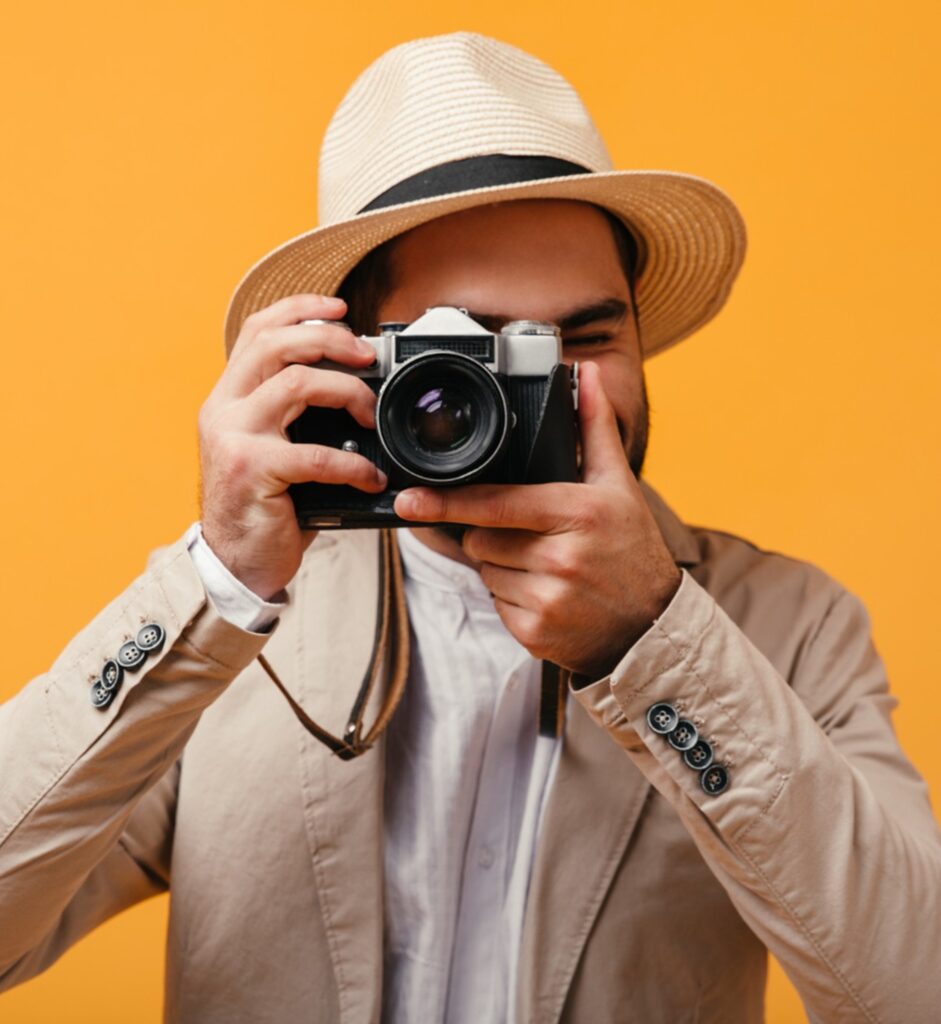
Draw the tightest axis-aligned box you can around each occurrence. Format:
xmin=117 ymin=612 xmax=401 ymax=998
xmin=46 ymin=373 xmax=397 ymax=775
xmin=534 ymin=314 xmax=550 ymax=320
xmin=214 ymin=434 xmax=250 ymax=479
xmin=542 ymin=580 xmax=570 ymax=622
xmin=282 ymin=363 xmax=309 ymax=395
xmin=570 ymin=499 xmax=600 ymax=531
xmin=515 ymin=618 xmax=541 ymax=651
xmin=306 ymin=446 xmax=328 ymax=476
xmin=547 ymin=541 xmax=580 ymax=580
xmin=462 ymin=527 xmax=481 ymax=560
xmin=254 ymin=325 xmax=275 ymax=349
xmin=241 ymin=309 xmax=262 ymax=334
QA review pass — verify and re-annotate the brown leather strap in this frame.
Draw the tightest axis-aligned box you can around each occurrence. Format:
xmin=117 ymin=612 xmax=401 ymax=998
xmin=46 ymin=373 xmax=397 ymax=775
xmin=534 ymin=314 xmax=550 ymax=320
xmin=257 ymin=530 xmax=410 ymax=760
xmin=539 ymin=661 xmax=570 ymax=738
xmin=259 ymin=530 xmax=568 ymax=755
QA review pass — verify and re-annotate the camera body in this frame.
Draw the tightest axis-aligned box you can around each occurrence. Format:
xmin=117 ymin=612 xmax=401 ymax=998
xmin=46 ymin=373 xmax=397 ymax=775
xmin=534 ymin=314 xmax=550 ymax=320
xmin=288 ymin=306 xmax=579 ymax=528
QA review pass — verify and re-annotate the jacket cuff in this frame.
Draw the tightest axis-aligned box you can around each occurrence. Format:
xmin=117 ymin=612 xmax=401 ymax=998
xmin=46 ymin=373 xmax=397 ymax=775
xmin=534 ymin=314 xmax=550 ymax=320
xmin=570 ymin=568 xmax=791 ymax=837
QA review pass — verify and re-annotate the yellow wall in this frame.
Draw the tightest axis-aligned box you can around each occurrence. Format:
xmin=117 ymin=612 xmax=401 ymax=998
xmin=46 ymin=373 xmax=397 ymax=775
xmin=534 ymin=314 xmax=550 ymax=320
xmin=1 ymin=2 xmax=938 ymax=1020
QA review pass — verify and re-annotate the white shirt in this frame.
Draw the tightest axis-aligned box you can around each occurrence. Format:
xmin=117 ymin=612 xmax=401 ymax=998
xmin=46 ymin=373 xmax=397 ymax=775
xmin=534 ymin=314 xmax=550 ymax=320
xmin=185 ymin=523 xmax=562 ymax=1023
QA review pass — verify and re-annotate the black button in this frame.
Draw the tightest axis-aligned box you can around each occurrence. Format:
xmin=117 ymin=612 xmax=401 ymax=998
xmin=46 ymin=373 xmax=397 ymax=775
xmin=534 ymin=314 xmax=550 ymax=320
xmin=100 ymin=659 xmax=123 ymax=693
xmin=136 ymin=622 xmax=165 ymax=653
xmin=646 ymin=702 xmax=678 ymax=735
xmin=117 ymin=641 xmax=147 ymax=670
xmin=683 ymin=739 xmax=714 ymax=771
xmin=668 ymin=719 xmax=699 ymax=752
xmin=91 ymin=679 xmax=115 ymax=710
xmin=701 ymin=764 xmax=730 ymax=796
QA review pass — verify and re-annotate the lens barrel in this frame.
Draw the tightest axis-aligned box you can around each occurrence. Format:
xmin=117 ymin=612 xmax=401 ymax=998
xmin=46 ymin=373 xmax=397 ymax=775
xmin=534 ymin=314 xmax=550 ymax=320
xmin=376 ymin=350 xmax=510 ymax=484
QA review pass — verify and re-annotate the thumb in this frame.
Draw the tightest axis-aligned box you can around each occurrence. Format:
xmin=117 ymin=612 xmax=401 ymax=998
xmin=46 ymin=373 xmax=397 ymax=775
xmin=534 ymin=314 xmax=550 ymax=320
xmin=578 ymin=361 xmax=631 ymax=485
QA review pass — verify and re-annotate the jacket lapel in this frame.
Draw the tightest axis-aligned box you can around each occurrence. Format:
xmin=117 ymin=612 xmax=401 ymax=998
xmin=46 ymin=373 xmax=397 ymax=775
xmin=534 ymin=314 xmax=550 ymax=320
xmin=517 ymin=479 xmax=701 ymax=1023
xmin=289 ymin=531 xmax=392 ymax=1024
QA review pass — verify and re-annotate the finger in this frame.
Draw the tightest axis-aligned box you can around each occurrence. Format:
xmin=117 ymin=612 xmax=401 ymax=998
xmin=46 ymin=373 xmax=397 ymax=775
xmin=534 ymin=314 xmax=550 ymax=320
xmin=479 ymin=562 xmax=536 ymax=606
xmin=267 ymin=440 xmax=387 ymax=492
xmin=578 ymin=361 xmax=631 ymax=485
xmin=226 ymin=321 xmax=376 ymax=398
xmin=394 ymin=482 xmax=574 ymax=531
xmin=243 ymin=364 xmax=378 ymax=433
xmin=491 ymin=597 xmax=545 ymax=656
xmin=229 ymin=294 xmax=348 ymax=363
xmin=462 ymin=527 xmax=550 ymax=571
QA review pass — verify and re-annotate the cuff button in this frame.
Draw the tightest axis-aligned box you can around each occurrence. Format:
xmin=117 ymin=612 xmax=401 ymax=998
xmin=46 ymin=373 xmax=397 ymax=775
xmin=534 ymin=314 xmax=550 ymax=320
xmin=136 ymin=623 xmax=165 ymax=653
xmin=701 ymin=764 xmax=730 ymax=796
xmin=646 ymin=702 xmax=679 ymax=735
xmin=667 ymin=719 xmax=699 ymax=752
xmin=91 ymin=679 xmax=115 ymax=709
xmin=117 ymin=640 xmax=147 ymax=670
xmin=100 ymin=659 xmax=124 ymax=692
xmin=683 ymin=739 xmax=714 ymax=771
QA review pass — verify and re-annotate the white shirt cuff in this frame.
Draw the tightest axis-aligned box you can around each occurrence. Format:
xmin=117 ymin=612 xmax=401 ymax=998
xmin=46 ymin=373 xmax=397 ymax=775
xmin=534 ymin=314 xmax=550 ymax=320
xmin=184 ymin=522 xmax=287 ymax=634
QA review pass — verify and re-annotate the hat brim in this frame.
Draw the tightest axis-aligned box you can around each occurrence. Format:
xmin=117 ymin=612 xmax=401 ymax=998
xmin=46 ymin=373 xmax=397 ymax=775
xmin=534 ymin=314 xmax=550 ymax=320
xmin=223 ymin=169 xmax=746 ymax=359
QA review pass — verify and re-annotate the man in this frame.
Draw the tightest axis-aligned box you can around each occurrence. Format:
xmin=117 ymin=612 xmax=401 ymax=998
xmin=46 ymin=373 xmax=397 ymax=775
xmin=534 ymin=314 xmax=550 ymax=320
xmin=1 ymin=31 xmax=939 ymax=1024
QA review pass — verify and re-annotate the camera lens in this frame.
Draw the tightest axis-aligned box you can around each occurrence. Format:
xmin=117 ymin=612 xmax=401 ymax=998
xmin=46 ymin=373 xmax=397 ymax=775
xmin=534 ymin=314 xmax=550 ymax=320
xmin=377 ymin=351 xmax=510 ymax=484
xmin=409 ymin=387 xmax=474 ymax=452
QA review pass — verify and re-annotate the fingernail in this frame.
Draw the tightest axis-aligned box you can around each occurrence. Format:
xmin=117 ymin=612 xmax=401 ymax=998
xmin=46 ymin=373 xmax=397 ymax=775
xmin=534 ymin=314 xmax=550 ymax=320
xmin=356 ymin=338 xmax=375 ymax=356
xmin=325 ymin=295 xmax=346 ymax=308
xmin=396 ymin=492 xmax=416 ymax=517
xmin=376 ymin=468 xmax=388 ymax=488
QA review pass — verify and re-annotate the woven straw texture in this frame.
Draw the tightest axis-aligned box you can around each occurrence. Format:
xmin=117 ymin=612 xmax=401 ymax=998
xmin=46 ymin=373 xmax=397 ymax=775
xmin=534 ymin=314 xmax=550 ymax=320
xmin=224 ymin=33 xmax=747 ymax=359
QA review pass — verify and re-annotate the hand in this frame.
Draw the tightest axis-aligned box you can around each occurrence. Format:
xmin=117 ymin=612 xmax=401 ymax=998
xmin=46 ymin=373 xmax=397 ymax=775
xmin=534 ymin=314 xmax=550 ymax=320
xmin=393 ymin=362 xmax=682 ymax=677
xmin=198 ymin=294 xmax=387 ymax=600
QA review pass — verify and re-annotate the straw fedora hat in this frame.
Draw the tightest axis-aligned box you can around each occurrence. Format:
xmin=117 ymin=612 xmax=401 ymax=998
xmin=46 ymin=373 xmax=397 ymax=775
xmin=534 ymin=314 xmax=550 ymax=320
xmin=223 ymin=32 xmax=747 ymax=359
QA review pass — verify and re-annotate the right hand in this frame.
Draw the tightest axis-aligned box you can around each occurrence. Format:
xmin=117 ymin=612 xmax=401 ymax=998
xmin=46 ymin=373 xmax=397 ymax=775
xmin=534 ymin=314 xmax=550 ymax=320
xmin=198 ymin=293 xmax=387 ymax=600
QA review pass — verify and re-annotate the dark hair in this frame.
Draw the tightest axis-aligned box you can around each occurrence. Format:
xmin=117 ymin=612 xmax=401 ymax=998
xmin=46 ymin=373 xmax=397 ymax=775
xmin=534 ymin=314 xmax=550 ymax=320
xmin=336 ymin=204 xmax=641 ymax=336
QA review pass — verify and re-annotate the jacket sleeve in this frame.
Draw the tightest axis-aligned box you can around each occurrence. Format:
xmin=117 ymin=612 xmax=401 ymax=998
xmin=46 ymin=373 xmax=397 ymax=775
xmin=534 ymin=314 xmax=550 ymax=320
xmin=0 ymin=536 xmax=272 ymax=988
xmin=571 ymin=567 xmax=941 ymax=1024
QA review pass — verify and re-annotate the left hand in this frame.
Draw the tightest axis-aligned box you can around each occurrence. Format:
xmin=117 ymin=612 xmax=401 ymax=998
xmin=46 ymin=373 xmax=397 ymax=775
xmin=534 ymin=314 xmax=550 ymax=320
xmin=393 ymin=361 xmax=683 ymax=678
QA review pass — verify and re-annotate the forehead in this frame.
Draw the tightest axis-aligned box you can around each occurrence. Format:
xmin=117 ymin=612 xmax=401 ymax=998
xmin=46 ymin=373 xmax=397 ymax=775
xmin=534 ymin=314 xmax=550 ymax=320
xmin=382 ymin=199 xmax=628 ymax=322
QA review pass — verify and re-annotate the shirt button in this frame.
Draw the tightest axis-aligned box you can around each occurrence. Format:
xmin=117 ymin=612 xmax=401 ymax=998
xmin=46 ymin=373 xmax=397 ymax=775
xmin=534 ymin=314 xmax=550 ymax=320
xmin=478 ymin=845 xmax=495 ymax=869
xmin=668 ymin=719 xmax=699 ymax=752
xmin=683 ymin=739 xmax=714 ymax=771
xmin=646 ymin=702 xmax=678 ymax=735
xmin=701 ymin=764 xmax=731 ymax=796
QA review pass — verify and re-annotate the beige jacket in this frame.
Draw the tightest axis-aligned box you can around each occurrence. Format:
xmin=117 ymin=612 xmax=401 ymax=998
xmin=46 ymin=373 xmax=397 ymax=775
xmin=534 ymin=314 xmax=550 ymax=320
xmin=0 ymin=481 xmax=938 ymax=1023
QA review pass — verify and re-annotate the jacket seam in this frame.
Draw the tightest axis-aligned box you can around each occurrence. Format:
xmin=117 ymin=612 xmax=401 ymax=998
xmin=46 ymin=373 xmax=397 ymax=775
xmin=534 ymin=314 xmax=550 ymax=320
xmin=647 ymin=601 xmax=785 ymax=780
xmin=732 ymin=839 xmax=882 ymax=1024
xmin=652 ymin=582 xmax=879 ymax=1020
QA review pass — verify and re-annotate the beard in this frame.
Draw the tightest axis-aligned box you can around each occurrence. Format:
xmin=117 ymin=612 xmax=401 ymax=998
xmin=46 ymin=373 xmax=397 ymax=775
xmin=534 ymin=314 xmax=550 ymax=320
xmin=430 ymin=372 xmax=651 ymax=546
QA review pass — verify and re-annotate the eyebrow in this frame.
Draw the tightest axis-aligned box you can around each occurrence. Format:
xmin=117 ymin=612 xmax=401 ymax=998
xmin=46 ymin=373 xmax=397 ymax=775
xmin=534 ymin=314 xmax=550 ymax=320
xmin=464 ymin=297 xmax=629 ymax=334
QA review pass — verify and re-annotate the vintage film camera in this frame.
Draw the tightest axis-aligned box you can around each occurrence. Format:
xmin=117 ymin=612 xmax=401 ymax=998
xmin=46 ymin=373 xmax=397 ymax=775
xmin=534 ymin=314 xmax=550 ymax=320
xmin=288 ymin=306 xmax=580 ymax=528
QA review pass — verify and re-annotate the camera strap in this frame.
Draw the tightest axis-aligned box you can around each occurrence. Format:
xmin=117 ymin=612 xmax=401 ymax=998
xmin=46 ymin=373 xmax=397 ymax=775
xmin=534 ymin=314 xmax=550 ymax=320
xmin=257 ymin=529 xmax=569 ymax=760
xmin=256 ymin=530 xmax=410 ymax=761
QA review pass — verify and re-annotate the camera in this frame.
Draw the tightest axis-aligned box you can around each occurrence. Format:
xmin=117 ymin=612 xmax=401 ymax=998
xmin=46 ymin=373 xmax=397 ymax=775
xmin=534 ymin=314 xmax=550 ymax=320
xmin=288 ymin=306 xmax=580 ymax=528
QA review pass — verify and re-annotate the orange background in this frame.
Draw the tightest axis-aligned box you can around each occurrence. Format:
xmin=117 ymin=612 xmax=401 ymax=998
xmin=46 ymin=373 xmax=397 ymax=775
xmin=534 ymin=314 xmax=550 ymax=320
xmin=1 ymin=1 xmax=939 ymax=1021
